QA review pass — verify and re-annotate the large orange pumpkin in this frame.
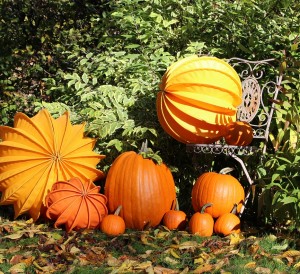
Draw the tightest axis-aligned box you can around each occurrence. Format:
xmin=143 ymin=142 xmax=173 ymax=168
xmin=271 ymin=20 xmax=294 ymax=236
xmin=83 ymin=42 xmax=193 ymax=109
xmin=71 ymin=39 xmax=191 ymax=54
xmin=157 ymin=55 xmax=242 ymax=144
xmin=191 ymin=169 xmax=245 ymax=218
xmin=104 ymin=143 xmax=176 ymax=230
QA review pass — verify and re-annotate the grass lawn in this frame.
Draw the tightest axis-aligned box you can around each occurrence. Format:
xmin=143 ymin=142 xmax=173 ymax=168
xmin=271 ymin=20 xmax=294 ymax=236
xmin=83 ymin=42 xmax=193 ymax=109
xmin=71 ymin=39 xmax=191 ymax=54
xmin=0 ymin=207 xmax=299 ymax=274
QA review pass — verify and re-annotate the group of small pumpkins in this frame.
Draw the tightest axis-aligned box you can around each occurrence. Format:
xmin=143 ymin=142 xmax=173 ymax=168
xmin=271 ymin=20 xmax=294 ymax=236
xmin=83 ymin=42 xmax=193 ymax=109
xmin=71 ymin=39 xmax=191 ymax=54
xmin=0 ymin=55 xmax=253 ymax=238
xmin=163 ymin=168 xmax=245 ymax=237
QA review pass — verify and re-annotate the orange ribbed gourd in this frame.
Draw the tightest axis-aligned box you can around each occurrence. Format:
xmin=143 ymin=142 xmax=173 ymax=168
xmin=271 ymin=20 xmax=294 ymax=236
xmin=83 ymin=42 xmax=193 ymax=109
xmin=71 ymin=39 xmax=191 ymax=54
xmin=45 ymin=177 xmax=108 ymax=232
xmin=157 ymin=55 xmax=242 ymax=144
xmin=104 ymin=150 xmax=176 ymax=230
xmin=191 ymin=170 xmax=245 ymax=218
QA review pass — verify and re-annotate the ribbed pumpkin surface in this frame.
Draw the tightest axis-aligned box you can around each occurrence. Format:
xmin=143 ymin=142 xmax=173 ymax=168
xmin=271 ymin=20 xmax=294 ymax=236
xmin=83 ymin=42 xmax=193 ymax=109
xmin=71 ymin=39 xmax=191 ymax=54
xmin=45 ymin=177 xmax=108 ymax=232
xmin=104 ymin=151 xmax=176 ymax=230
xmin=192 ymin=172 xmax=245 ymax=218
xmin=157 ymin=55 xmax=242 ymax=144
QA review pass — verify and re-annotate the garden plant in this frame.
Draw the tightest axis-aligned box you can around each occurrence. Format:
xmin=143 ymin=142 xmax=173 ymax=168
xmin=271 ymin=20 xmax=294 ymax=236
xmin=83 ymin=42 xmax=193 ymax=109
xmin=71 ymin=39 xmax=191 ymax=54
xmin=0 ymin=0 xmax=299 ymax=273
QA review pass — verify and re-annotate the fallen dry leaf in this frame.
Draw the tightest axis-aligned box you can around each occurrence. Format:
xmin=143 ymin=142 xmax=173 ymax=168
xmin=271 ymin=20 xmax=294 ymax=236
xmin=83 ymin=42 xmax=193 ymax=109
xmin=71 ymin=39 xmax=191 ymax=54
xmin=254 ymin=266 xmax=271 ymax=274
xmin=193 ymin=263 xmax=213 ymax=273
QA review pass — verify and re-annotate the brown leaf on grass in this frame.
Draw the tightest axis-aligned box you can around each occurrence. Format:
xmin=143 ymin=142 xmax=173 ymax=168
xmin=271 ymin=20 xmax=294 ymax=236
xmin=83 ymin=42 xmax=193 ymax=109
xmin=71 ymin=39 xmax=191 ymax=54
xmin=141 ymin=233 xmax=159 ymax=248
xmin=244 ymin=261 xmax=256 ymax=269
xmin=9 ymin=262 xmax=27 ymax=274
xmin=281 ymin=250 xmax=300 ymax=257
xmin=248 ymin=241 xmax=260 ymax=255
xmin=294 ymin=261 xmax=300 ymax=269
xmin=111 ymin=259 xmax=138 ymax=274
xmin=106 ymin=254 xmax=121 ymax=267
xmin=177 ymin=240 xmax=198 ymax=251
xmin=153 ymin=266 xmax=178 ymax=274
xmin=164 ymin=256 xmax=179 ymax=265
xmin=214 ymin=257 xmax=229 ymax=271
xmin=9 ymin=254 xmax=23 ymax=265
xmin=193 ymin=263 xmax=213 ymax=273
xmin=254 ymin=266 xmax=271 ymax=274
xmin=179 ymin=267 xmax=190 ymax=274
xmin=229 ymin=232 xmax=244 ymax=245
xmin=133 ymin=261 xmax=153 ymax=271
xmin=204 ymin=238 xmax=229 ymax=252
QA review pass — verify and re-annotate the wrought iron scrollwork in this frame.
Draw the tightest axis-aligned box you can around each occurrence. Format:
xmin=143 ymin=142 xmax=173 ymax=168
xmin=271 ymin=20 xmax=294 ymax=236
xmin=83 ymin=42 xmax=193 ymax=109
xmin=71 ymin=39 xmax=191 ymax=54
xmin=186 ymin=143 xmax=259 ymax=157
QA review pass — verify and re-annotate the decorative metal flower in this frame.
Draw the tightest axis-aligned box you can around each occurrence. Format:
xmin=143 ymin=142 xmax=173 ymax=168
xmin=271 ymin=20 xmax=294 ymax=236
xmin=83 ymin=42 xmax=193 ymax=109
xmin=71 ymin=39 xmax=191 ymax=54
xmin=0 ymin=109 xmax=105 ymax=220
xmin=45 ymin=177 xmax=108 ymax=232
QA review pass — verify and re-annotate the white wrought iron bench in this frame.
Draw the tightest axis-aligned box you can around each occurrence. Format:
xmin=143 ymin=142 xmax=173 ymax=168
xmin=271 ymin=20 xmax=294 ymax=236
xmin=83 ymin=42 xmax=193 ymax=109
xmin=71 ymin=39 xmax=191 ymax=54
xmin=186 ymin=58 xmax=283 ymax=215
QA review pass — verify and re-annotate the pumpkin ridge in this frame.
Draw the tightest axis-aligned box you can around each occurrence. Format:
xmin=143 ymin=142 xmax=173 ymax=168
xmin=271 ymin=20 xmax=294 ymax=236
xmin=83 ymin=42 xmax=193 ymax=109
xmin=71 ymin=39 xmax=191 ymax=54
xmin=51 ymin=198 xmax=80 ymax=231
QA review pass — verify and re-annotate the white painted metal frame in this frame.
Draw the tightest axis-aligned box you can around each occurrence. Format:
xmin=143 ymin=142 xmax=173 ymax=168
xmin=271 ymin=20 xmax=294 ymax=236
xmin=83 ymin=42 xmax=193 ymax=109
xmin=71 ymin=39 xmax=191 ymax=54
xmin=187 ymin=58 xmax=283 ymax=216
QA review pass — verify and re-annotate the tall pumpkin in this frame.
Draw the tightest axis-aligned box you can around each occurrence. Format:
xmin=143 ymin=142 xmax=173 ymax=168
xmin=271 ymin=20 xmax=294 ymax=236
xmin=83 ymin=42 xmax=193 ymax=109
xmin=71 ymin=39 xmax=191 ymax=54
xmin=192 ymin=168 xmax=245 ymax=218
xmin=104 ymin=141 xmax=176 ymax=230
xmin=157 ymin=55 xmax=242 ymax=144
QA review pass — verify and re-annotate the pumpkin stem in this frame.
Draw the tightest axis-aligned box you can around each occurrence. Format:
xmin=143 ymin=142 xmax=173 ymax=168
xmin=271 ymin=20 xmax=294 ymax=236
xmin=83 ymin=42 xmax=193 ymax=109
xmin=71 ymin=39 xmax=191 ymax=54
xmin=139 ymin=139 xmax=163 ymax=165
xmin=139 ymin=139 xmax=148 ymax=153
xmin=175 ymin=198 xmax=180 ymax=211
xmin=231 ymin=203 xmax=238 ymax=215
xmin=219 ymin=167 xmax=234 ymax=174
xmin=114 ymin=205 xmax=122 ymax=216
xmin=200 ymin=203 xmax=213 ymax=214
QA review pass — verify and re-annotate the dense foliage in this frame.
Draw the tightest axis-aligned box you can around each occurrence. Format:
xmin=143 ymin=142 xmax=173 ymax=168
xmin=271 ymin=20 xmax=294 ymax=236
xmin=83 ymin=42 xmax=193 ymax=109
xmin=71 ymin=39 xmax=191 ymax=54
xmin=0 ymin=0 xmax=299 ymax=227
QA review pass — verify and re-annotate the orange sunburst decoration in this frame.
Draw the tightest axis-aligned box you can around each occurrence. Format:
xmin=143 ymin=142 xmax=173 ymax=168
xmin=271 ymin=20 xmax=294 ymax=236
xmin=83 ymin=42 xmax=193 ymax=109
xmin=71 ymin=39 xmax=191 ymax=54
xmin=0 ymin=109 xmax=105 ymax=220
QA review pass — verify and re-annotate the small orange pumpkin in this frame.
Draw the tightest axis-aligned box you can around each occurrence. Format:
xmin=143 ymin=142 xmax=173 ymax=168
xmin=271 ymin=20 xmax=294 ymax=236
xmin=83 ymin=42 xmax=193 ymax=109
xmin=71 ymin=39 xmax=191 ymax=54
xmin=192 ymin=168 xmax=245 ymax=218
xmin=189 ymin=203 xmax=214 ymax=236
xmin=45 ymin=177 xmax=108 ymax=232
xmin=100 ymin=205 xmax=126 ymax=236
xmin=214 ymin=205 xmax=241 ymax=236
xmin=162 ymin=199 xmax=187 ymax=230
xmin=224 ymin=121 xmax=253 ymax=146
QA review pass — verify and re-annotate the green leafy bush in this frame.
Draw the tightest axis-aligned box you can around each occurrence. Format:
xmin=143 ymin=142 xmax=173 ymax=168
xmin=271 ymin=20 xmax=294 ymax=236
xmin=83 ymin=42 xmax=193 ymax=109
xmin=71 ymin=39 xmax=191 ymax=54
xmin=0 ymin=0 xmax=300 ymax=221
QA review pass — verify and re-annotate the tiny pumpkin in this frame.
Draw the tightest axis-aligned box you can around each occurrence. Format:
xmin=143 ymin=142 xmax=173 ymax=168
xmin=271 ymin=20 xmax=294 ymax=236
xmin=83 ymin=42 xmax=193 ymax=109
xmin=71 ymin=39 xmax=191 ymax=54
xmin=214 ymin=205 xmax=241 ymax=236
xmin=189 ymin=203 xmax=214 ymax=236
xmin=192 ymin=168 xmax=245 ymax=218
xmin=224 ymin=121 xmax=253 ymax=146
xmin=100 ymin=205 xmax=126 ymax=236
xmin=162 ymin=199 xmax=187 ymax=230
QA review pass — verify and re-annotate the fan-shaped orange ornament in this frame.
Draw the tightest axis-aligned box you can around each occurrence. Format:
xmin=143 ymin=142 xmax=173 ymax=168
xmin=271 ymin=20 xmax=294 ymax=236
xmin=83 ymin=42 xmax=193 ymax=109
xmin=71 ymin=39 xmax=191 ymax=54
xmin=0 ymin=109 xmax=105 ymax=220
xmin=157 ymin=55 xmax=242 ymax=144
xmin=45 ymin=177 xmax=108 ymax=232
